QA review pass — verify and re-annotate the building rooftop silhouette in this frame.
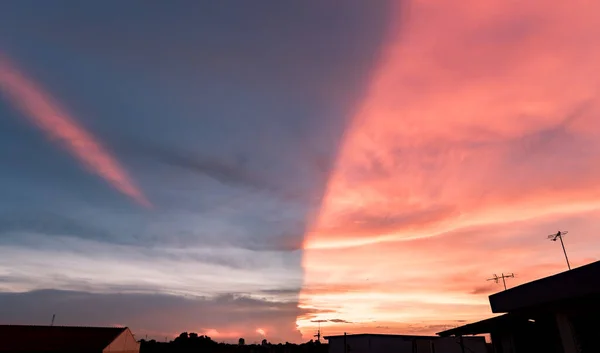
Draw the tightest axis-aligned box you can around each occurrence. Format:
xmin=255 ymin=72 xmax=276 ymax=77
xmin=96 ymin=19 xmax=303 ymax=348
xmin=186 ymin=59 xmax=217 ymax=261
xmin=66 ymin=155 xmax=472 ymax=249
xmin=0 ymin=325 xmax=139 ymax=353
xmin=489 ymin=259 xmax=600 ymax=313
xmin=325 ymin=332 xmax=486 ymax=353
xmin=438 ymin=260 xmax=600 ymax=352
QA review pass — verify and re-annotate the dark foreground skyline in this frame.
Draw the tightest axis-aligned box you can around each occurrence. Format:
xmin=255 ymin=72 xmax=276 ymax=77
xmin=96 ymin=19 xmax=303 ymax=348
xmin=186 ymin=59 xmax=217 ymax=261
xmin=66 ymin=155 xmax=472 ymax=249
xmin=2 ymin=0 xmax=600 ymax=343
xmin=139 ymin=332 xmax=329 ymax=351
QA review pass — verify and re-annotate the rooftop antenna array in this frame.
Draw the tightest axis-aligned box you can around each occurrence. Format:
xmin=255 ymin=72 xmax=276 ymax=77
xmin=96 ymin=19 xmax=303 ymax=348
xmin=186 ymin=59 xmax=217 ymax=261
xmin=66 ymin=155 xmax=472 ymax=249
xmin=547 ymin=230 xmax=571 ymax=270
xmin=312 ymin=320 xmax=326 ymax=342
xmin=487 ymin=273 xmax=515 ymax=290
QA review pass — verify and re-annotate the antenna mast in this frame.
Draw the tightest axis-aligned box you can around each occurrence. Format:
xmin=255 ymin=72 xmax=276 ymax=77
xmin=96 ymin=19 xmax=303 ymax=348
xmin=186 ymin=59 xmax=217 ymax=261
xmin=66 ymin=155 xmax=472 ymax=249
xmin=547 ymin=231 xmax=571 ymax=270
xmin=314 ymin=321 xmax=321 ymax=342
xmin=487 ymin=273 xmax=515 ymax=290
xmin=51 ymin=314 xmax=55 ymax=326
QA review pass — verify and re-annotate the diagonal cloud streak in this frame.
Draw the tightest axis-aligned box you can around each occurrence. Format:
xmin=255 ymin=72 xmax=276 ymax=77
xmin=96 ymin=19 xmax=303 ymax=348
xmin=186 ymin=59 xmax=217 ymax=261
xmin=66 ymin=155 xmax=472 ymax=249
xmin=0 ymin=54 xmax=151 ymax=207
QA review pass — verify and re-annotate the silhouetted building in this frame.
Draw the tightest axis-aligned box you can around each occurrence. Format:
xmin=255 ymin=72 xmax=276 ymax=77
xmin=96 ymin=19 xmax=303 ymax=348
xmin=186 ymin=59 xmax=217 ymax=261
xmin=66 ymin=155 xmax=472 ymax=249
xmin=0 ymin=325 xmax=140 ymax=353
xmin=325 ymin=333 xmax=486 ymax=353
xmin=438 ymin=260 xmax=600 ymax=353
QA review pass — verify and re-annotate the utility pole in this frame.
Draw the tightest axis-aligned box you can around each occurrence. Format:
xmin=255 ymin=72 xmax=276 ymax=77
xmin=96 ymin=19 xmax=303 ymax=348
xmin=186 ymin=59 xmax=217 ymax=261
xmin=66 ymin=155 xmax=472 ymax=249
xmin=487 ymin=273 xmax=515 ymax=290
xmin=314 ymin=321 xmax=321 ymax=342
xmin=50 ymin=314 xmax=55 ymax=326
xmin=547 ymin=231 xmax=571 ymax=270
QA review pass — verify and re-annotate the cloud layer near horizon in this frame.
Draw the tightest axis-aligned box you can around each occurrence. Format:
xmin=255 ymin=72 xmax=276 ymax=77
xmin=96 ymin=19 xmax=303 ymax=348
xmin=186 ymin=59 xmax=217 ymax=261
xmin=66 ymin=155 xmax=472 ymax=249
xmin=299 ymin=0 xmax=600 ymax=338
xmin=0 ymin=290 xmax=308 ymax=343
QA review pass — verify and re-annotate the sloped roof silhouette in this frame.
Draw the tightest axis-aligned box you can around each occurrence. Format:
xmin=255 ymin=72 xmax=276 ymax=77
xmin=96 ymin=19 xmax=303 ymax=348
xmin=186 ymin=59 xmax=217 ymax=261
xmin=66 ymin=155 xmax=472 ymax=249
xmin=490 ymin=260 xmax=600 ymax=313
xmin=0 ymin=325 xmax=127 ymax=352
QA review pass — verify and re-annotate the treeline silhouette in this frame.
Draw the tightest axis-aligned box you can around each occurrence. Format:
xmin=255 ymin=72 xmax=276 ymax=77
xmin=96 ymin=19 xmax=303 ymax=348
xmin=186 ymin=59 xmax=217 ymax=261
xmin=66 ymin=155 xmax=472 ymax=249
xmin=140 ymin=332 xmax=328 ymax=353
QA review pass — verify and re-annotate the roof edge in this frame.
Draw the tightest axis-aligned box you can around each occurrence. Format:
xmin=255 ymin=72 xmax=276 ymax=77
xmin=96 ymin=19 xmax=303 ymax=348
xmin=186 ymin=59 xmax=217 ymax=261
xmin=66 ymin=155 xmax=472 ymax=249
xmin=324 ymin=333 xmax=444 ymax=339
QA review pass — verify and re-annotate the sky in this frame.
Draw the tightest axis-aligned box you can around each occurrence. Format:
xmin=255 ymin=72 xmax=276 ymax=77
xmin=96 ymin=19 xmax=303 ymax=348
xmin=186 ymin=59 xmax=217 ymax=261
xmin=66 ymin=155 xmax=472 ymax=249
xmin=1 ymin=0 xmax=600 ymax=344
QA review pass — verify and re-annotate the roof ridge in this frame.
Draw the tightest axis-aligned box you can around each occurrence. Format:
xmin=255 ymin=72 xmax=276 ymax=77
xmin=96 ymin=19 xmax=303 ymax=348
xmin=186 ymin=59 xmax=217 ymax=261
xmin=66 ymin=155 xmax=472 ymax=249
xmin=0 ymin=325 xmax=130 ymax=352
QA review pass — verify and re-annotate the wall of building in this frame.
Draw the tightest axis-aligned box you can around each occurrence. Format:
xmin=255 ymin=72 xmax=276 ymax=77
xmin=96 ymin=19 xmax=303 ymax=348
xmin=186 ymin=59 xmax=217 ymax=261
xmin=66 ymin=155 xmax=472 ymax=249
xmin=328 ymin=335 xmax=412 ymax=353
xmin=103 ymin=328 xmax=140 ymax=353
xmin=327 ymin=335 xmax=486 ymax=353
xmin=434 ymin=337 xmax=487 ymax=353
xmin=569 ymin=308 xmax=600 ymax=352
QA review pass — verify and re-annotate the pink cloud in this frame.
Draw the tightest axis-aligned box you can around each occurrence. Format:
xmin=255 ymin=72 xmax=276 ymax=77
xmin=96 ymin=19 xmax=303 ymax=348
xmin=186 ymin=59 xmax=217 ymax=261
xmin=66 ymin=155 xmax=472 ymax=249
xmin=299 ymin=0 xmax=600 ymax=339
xmin=0 ymin=54 xmax=151 ymax=207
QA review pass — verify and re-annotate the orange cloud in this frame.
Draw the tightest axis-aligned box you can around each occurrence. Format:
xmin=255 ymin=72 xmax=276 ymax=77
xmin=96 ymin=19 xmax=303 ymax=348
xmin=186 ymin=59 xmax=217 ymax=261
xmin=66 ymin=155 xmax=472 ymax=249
xmin=0 ymin=54 xmax=151 ymax=207
xmin=299 ymin=0 xmax=600 ymax=339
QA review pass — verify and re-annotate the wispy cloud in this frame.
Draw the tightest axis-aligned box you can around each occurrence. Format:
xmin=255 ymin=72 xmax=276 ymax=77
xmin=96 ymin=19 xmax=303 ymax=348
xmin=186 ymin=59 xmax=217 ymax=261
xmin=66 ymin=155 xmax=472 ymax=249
xmin=0 ymin=54 xmax=150 ymax=207
xmin=0 ymin=212 xmax=109 ymax=243
xmin=0 ymin=234 xmax=302 ymax=297
xmin=142 ymin=143 xmax=272 ymax=193
xmin=328 ymin=319 xmax=353 ymax=324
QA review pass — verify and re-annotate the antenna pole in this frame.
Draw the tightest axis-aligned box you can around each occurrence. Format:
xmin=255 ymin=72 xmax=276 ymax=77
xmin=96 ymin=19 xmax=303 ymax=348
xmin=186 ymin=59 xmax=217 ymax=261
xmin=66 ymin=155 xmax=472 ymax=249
xmin=51 ymin=314 xmax=55 ymax=326
xmin=501 ymin=273 xmax=507 ymax=290
xmin=316 ymin=321 xmax=321 ymax=342
xmin=558 ymin=235 xmax=571 ymax=270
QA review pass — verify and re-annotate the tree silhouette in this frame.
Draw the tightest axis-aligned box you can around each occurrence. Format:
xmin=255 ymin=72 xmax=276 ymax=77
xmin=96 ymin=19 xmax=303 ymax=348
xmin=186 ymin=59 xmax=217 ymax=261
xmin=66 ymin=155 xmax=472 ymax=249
xmin=140 ymin=332 xmax=328 ymax=353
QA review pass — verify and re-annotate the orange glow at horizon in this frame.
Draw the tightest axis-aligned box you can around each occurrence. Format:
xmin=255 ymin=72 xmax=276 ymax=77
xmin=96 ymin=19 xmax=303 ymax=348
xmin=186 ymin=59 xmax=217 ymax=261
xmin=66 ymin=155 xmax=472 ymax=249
xmin=0 ymin=54 xmax=151 ymax=207
xmin=201 ymin=329 xmax=243 ymax=340
xmin=298 ymin=0 xmax=600 ymax=339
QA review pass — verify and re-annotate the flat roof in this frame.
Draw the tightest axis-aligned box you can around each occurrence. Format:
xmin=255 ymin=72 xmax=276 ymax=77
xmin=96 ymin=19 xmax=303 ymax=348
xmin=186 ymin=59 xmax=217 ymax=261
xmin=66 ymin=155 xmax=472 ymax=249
xmin=489 ymin=260 xmax=600 ymax=313
xmin=437 ymin=314 xmax=524 ymax=336
xmin=324 ymin=333 xmax=440 ymax=340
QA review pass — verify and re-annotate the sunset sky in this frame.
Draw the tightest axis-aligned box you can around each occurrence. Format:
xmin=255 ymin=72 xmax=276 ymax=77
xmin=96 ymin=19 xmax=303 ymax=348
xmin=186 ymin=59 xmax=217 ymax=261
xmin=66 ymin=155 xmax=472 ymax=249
xmin=2 ymin=0 xmax=600 ymax=344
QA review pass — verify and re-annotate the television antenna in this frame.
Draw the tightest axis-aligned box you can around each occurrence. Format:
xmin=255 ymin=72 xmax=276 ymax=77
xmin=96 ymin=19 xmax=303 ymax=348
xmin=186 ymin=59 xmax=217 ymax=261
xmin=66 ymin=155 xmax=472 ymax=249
xmin=547 ymin=230 xmax=571 ymax=270
xmin=314 ymin=321 xmax=321 ymax=342
xmin=487 ymin=273 xmax=515 ymax=290
xmin=312 ymin=320 xmax=325 ymax=342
